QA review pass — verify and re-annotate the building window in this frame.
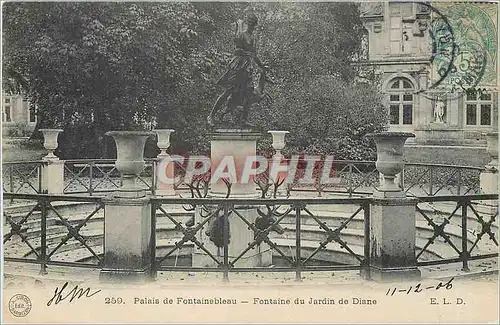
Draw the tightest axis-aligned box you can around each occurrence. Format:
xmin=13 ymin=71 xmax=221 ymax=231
xmin=389 ymin=2 xmax=414 ymax=54
xmin=387 ymin=77 xmax=414 ymax=125
xmin=465 ymin=91 xmax=492 ymax=126
xmin=3 ymin=96 xmax=12 ymax=122
xmin=29 ymin=105 xmax=36 ymax=123
xmin=360 ymin=28 xmax=369 ymax=60
xmin=4 ymin=105 xmax=11 ymax=122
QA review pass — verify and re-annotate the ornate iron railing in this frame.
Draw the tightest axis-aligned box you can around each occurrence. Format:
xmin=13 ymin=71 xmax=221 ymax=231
xmin=63 ymin=159 xmax=157 ymax=195
xmin=150 ymin=197 xmax=371 ymax=280
xmin=403 ymin=163 xmax=483 ymax=197
xmin=416 ymin=194 xmax=498 ymax=269
xmin=2 ymin=159 xmax=487 ymax=197
xmin=3 ymin=191 xmax=497 ymax=277
xmin=2 ymin=161 xmax=45 ymax=195
xmin=3 ymin=193 xmax=104 ymax=273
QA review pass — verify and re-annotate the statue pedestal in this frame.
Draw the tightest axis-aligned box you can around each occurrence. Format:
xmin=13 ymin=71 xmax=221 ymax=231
xmin=41 ymin=157 xmax=64 ymax=194
xmin=208 ymin=129 xmax=261 ymax=197
xmin=155 ymin=154 xmax=177 ymax=196
xmin=192 ymin=206 xmax=273 ymax=268
xmin=192 ymin=129 xmax=273 ymax=268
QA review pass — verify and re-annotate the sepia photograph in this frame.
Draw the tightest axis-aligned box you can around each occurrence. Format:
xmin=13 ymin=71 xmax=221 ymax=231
xmin=1 ymin=1 xmax=498 ymax=323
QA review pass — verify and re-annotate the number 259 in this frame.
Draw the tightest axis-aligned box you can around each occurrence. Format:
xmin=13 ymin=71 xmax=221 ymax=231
xmin=105 ymin=297 xmax=124 ymax=304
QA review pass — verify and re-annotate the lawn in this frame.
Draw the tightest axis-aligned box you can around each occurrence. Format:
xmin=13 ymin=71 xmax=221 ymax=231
xmin=2 ymin=137 xmax=45 ymax=162
xmin=405 ymin=145 xmax=489 ymax=167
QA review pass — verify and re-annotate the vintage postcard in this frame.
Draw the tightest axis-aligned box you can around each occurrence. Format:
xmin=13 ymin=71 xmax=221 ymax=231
xmin=1 ymin=1 xmax=498 ymax=323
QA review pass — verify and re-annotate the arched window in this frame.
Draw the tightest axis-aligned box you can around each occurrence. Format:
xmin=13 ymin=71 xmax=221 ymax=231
xmin=360 ymin=28 xmax=369 ymax=61
xmin=29 ymin=105 xmax=36 ymax=123
xmin=387 ymin=77 xmax=414 ymax=125
xmin=465 ymin=90 xmax=493 ymax=126
xmin=2 ymin=96 xmax=12 ymax=122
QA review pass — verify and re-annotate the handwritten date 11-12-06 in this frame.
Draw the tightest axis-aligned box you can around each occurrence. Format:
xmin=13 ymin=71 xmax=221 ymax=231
xmin=386 ymin=277 xmax=454 ymax=297
xmin=47 ymin=281 xmax=101 ymax=306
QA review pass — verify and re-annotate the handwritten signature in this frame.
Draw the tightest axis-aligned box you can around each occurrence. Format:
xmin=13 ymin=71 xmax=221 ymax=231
xmin=386 ymin=277 xmax=454 ymax=296
xmin=47 ymin=281 xmax=101 ymax=306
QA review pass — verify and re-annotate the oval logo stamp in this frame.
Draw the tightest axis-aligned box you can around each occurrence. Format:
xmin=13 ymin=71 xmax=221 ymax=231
xmin=8 ymin=294 xmax=32 ymax=317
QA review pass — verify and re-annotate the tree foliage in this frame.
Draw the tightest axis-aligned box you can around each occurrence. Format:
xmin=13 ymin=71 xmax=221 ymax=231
xmin=3 ymin=2 xmax=386 ymax=160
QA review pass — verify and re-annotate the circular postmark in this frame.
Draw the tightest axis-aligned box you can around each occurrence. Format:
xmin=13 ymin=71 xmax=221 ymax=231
xmin=8 ymin=294 xmax=32 ymax=317
xmin=419 ymin=2 xmax=492 ymax=100
xmin=426 ymin=3 xmax=456 ymax=92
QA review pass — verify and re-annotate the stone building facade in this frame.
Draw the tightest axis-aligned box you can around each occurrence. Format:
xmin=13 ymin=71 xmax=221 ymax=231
xmin=2 ymin=93 xmax=37 ymax=136
xmin=360 ymin=1 xmax=498 ymax=146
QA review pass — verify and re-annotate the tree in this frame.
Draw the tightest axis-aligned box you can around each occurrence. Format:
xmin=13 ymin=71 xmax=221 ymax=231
xmin=3 ymin=2 xmax=386 ymax=160
xmin=3 ymin=2 xmax=220 ymax=158
xmin=246 ymin=2 xmax=387 ymax=159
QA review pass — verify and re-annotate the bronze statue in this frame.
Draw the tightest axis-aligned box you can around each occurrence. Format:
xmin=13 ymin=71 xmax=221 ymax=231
xmin=207 ymin=13 xmax=273 ymax=128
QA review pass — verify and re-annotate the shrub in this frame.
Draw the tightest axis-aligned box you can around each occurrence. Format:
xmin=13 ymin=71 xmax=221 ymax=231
xmin=6 ymin=122 xmax=32 ymax=138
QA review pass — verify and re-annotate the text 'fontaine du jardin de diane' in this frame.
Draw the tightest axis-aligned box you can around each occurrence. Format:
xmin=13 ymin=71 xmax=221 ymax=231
xmin=134 ymin=297 xmax=377 ymax=305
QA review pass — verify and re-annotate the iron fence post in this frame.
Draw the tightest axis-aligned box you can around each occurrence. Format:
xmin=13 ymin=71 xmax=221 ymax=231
xmin=223 ymin=203 xmax=230 ymax=282
xmin=150 ymin=202 xmax=157 ymax=280
xmin=362 ymin=202 xmax=371 ymax=280
xmin=461 ymin=200 xmax=470 ymax=271
xmin=457 ymin=169 xmax=462 ymax=195
xmin=429 ymin=167 xmax=434 ymax=196
xmin=152 ymin=160 xmax=157 ymax=195
xmin=348 ymin=164 xmax=353 ymax=197
xmin=89 ymin=162 xmax=94 ymax=196
xmin=9 ymin=165 xmax=14 ymax=203
xmin=38 ymin=164 xmax=43 ymax=194
xmin=101 ymin=200 xmax=105 ymax=268
xmin=295 ymin=203 xmax=302 ymax=281
xmin=399 ymin=165 xmax=405 ymax=190
xmin=40 ymin=199 xmax=48 ymax=275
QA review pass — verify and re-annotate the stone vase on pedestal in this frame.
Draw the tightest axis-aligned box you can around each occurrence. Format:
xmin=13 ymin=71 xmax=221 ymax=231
xmin=106 ymin=131 xmax=154 ymax=198
xmin=368 ymin=132 xmax=415 ymax=197
xmin=268 ymin=131 xmax=288 ymax=159
xmin=268 ymin=131 xmax=289 ymax=196
xmin=40 ymin=129 xmax=63 ymax=159
xmin=39 ymin=129 xmax=64 ymax=194
xmin=480 ymin=132 xmax=498 ymax=211
xmin=100 ymin=131 xmax=155 ymax=283
xmin=366 ymin=132 xmax=420 ymax=281
xmin=154 ymin=129 xmax=176 ymax=196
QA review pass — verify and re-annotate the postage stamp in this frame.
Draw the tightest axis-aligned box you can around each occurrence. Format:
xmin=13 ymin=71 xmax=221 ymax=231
xmin=429 ymin=1 xmax=498 ymax=93
xmin=1 ymin=1 xmax=499 ymax=324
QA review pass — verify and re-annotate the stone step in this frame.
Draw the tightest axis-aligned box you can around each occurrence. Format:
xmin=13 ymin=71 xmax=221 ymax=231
xmin=140 ymin=238 xmax=366 ymax=265
xmin=22 ymin=225 xmax=445 ymax=264
xmin=6 ymin=200 xmax=496 ymax=233
xmin=36 ymin=222 xmax=490 ymax=265
xmin=5 ymin=202 xmax=496 ymax=264
xmin=11 ymin=212 xmax=494 ymax=262
xmin=4 ymin=201 xmax=100 ymax=218
xmin=18 ymin=218 xmax=455 ymax=257
xmin=11 ymin=206 xmax=495 ymax=251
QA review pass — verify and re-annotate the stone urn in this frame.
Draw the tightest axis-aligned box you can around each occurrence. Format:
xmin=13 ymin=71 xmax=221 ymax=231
xmin=153 ymin=129 xmax=176 ymax=196
xmin=268 ymin=131 xmax=289 ymax=192
xmin=367 ymin=132 xmax=415 ymax=192
xmin=106 ymin=131 xmax=154 ymax=197
xmin=485 ymin=132 xmax=498 ymax=169
xmin=153 ymin=129 xmax=175 ymax=155
xmin=40 ymin=129 xmax=63 ymax=159
xmin=268 ymin=131 xmax=289 ymax=158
